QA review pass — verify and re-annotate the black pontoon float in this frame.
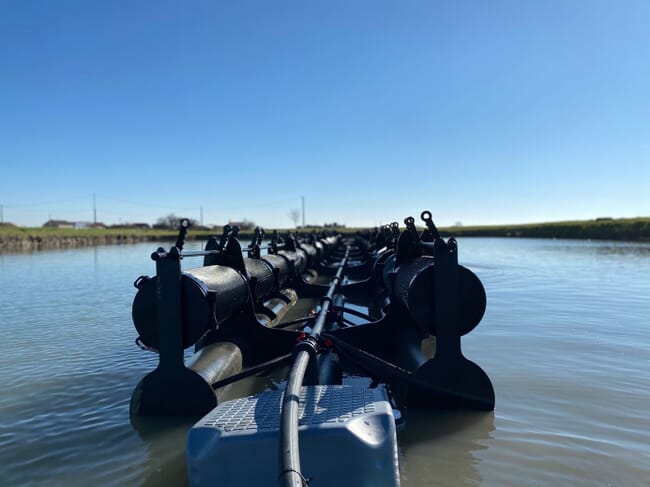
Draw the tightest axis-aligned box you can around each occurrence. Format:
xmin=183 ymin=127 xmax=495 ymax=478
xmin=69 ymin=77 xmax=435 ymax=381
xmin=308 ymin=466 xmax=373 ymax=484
xmin=130 ymin=211 xmax=494 ymax=486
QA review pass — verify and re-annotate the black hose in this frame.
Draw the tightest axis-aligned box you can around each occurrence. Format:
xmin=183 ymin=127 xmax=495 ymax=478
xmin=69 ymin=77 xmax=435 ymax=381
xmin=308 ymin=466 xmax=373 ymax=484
xmin=273 ymin=316 xmax=315 ymax=330
xmin=279 ymin=351 xmax=311 ymax=487
xmin=278 ymin=247 xmax=350 ymax=487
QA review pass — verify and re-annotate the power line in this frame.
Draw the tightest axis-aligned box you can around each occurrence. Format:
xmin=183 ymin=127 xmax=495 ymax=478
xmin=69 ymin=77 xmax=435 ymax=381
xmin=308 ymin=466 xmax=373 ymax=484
xmin=3 ymin=194 xmax=305 ymax=226
xmin=3 ymin=196 xmax=90 ymax=208
xmin=5 ymin=194 xmax=301 ymax=212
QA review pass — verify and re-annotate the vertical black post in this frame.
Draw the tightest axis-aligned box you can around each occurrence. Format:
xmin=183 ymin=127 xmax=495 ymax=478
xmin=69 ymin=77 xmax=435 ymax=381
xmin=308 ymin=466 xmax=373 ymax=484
xmin=131 ymin=246 xmax=220 ymax=416
xmin=432 ymin=238 xmax=461 ymax=360
xmin=156 ymin=247 xmax=185 ymax=373
xmin=409 ymin=236 xmax=495 ymax=410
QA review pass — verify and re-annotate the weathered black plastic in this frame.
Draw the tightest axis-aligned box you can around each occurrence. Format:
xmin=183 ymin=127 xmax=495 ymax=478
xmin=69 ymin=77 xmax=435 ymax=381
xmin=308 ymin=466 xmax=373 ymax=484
xmin=392 ymin=256 xmax=486 ymax=336
xmin=132 ymin=265 xmax=248 ymax=349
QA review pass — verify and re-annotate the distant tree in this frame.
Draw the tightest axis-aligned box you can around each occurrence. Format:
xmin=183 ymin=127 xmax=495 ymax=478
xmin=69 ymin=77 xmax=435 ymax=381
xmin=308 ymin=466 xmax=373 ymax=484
xmin=154 ymin=213 xmax=198 ymax=229
xmin=288 ymin=208 xmax=301 ymax=228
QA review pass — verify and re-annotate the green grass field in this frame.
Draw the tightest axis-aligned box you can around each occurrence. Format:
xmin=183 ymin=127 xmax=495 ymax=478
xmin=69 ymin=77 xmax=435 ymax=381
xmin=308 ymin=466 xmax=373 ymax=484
xmin=0 ymin=225 xmax=211 ymax=239
xmin=439 ymin=217 xmax=650 ymax=241
xmin=1 ymin=217 xmax=649 ymax=246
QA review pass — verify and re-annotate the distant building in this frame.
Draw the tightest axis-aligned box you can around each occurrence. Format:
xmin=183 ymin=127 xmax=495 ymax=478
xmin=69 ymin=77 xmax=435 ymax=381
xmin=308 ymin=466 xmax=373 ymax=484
xmin=43 ymin=219 xmax=74 ymax=229
xmin=73 ymin=221 xmax=93 ymax=229
xmin=42 ymin=220 xmax=106 ymax=229
xmin=73 ymin=221 xmax=107 ymax=229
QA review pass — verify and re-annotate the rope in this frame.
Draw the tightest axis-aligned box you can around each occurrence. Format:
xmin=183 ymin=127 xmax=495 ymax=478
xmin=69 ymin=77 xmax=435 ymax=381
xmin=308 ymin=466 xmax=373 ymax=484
xmin=211 ymin=353 xmax=293 ymax=390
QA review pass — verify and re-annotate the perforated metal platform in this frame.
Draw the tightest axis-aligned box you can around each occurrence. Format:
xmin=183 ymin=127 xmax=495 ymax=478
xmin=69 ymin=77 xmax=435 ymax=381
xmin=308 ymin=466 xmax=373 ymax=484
xmin=187 ymin=379 xmax=399 ymax=487
xmin=202 ymin=383 xmax=376 ymax=431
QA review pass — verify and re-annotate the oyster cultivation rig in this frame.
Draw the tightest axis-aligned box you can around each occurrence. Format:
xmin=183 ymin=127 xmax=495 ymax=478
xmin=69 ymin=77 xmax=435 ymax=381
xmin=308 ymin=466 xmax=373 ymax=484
xmin=130 ymin=211 xmax=494 ymax=486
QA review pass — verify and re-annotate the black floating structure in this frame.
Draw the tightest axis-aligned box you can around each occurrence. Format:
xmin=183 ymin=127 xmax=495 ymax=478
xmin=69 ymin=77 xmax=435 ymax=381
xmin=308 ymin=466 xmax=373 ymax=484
xmin=129 ymin=211 xmax=495 ymax=486
xmin=130 ymin=212 xmax=494 ymax=417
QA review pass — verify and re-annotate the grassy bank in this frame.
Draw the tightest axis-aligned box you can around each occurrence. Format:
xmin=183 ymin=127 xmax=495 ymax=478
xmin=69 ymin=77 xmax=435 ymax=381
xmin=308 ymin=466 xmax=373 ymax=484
xmin=1 ymin=217 xmax=649 ymax=252
xmin=0 ymin=225 xmax=219 ymax=240
xmin=439 ymin=217 xmax=650 ymax=241
xmin=0 ymin=226 xmax=248 ymax=252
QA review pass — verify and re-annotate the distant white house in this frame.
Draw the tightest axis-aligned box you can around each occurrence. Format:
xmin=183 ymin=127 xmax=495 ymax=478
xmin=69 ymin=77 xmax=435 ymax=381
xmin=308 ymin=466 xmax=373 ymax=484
xmin=73 ymin=221 xmax=93 ymax=229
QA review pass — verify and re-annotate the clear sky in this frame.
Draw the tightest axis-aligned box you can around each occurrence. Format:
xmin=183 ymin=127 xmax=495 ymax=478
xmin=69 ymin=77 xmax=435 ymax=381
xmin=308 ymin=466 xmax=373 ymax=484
xmin=1 ymin=0 xmax=648 ymax=228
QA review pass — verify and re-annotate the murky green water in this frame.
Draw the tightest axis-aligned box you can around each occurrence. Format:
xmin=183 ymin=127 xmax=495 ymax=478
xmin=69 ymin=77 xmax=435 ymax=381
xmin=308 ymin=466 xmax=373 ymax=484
xmin=1 ymin=238 xmax=649 ymax=486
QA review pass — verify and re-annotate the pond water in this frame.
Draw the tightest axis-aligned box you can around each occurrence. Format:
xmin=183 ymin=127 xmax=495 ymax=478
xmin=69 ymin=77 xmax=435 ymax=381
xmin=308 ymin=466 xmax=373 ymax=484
xmin=1 ymin=238 xmax=649 ymax=486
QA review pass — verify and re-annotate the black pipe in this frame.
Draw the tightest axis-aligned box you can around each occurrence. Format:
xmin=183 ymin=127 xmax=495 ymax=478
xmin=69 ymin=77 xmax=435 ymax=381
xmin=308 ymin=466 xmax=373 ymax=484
xmin=211 ymin=353 xmax=293 ymax=390
xmin=151 ymin=249 xmax=222 ymax=261
xmin=279 ymin=247 xmax=350 ymax=487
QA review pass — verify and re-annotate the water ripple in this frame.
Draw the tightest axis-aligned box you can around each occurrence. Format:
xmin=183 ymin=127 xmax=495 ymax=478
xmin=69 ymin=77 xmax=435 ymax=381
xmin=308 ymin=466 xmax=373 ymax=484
xmin=2 ymin=240 xmax=650 ymax=486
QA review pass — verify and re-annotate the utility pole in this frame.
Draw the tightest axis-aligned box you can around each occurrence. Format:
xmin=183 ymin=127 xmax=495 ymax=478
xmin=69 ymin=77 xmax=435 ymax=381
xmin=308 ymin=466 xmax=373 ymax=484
xmin=1 ymin=204 xmax=3 ymax=224
xmin=93 ymin=193 xmax=97 ymax=225
xmin=200 ymin=206 xmax=204 ymax=226
xmin=301 ymin=196 xmax=305 ymax=227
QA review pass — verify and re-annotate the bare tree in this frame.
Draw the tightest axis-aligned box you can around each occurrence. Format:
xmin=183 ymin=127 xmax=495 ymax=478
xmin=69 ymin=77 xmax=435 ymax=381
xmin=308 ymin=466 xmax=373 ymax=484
xmin=154 ymin=213 xmax=198 ymax=229
xmin=288 ymin=208 xmax=301 ymax=228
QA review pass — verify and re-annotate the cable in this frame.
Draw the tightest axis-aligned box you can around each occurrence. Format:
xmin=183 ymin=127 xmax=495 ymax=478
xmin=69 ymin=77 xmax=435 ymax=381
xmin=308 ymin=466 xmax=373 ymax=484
xmin=279 ymin=247 xmax=350 ymax=487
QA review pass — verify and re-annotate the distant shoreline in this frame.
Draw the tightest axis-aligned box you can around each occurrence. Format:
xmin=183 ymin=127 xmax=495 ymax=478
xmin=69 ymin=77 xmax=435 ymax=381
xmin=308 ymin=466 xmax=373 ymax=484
xmin=439 ymin=217 xmax=650 ymax=242
xmin=0 ymin=227 xmax=243 ymax=253
xmin=1 ymin=217 xmax=648 ymax=252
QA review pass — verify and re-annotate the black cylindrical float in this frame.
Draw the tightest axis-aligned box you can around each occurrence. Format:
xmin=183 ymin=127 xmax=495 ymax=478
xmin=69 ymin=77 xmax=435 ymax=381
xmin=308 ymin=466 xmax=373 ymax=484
xmin=312 ymin=240 xmax=324 ymax=258
xmin=298 ymin=242 xmax=318 ymax=265
xmin=261 ymin=254 xmax=290 ymax=289
xmin=132 ymin=265 xmax=249 ymax=349
xmin=277 ymin=249 xmax=308 ymax=277
xmin=318 ymin=236 xmax=339 ymax=257
xmin=392 ymin=256 xmax=486 ymax=336
xmin=373 ymin=248 xmax=395 ymax=292
xmin=243 ymin=257 xmax=274 ymax=302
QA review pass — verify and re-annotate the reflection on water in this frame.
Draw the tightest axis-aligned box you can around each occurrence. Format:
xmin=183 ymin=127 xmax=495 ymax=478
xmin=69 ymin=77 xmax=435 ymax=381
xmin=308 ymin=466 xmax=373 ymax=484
xmin=541 ymin=240 xmax=650 ymax=257
xmin=130 ymin=416 xmax=194 ymax=487
xmin=399 ymin=411 xmax=495 ymax=486
xmin=1 ymin=238 xmax=649 ymax=486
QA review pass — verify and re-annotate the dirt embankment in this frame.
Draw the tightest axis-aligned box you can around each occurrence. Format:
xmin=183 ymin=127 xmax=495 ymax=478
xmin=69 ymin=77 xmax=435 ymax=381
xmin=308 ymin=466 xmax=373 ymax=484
xmin=0 ymin=234 xmax=166 ymax=252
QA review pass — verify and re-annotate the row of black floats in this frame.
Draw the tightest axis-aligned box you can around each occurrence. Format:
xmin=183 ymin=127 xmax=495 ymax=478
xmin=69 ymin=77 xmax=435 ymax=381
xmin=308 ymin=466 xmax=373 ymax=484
xmin=275 ymin=211 xmax=495 ymax=485
xmin=325 ymin=211 xmax=494 ymax=411
xmin=130 ymin=221 xmax=343 ymax=416
xmin=129 ymin=211 xmax=494 ymax=418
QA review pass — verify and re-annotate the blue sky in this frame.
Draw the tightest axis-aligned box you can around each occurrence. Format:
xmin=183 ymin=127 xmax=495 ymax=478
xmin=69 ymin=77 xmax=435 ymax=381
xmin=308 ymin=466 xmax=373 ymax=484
xmin=1 ymin=0 xmax=648 ymax=228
